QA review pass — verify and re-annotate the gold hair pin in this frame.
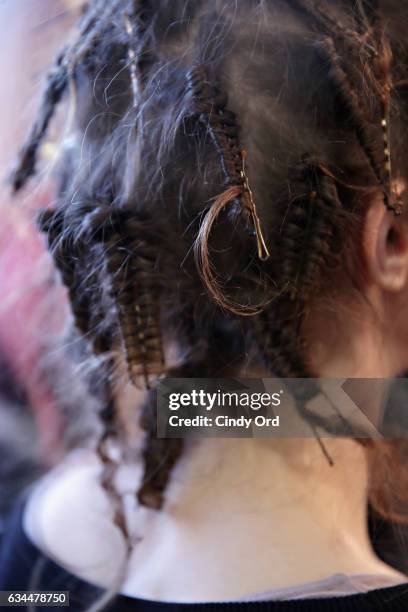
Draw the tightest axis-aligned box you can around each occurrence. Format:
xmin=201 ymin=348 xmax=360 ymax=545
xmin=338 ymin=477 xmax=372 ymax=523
xmin=240 ymin=150 xmax=270 ymax=261
xmin=380 ymin=95 xmax=403 ymax=216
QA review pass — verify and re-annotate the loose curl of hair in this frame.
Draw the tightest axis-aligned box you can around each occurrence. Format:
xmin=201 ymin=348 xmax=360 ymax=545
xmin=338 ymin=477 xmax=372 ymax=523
xmin=12 ymin=0 xmax=408 ymax=560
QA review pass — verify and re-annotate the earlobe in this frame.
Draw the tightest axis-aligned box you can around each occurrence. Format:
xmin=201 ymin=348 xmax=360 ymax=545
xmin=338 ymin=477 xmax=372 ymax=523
xmin=363 ymin=198 xmax=408 ymax=293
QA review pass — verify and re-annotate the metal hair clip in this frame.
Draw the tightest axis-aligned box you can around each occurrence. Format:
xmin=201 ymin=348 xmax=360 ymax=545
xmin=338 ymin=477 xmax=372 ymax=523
xmin=354 ymin=0 xmax=403 ymax=216
xmin=380 ymin=94 xmax=403 ymax=216
xmin=240 ymin=150 xmax=270 ymax=261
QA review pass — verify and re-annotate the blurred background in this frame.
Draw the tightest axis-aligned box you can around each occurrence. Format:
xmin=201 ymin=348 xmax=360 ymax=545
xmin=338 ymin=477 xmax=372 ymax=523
xmin=0 ymin=0 xmax=84 ymax=530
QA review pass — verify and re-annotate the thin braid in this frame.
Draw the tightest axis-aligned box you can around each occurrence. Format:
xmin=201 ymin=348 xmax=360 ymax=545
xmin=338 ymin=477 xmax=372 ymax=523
xmin=124 ymin=0 xmax=157 ymax=116
xmin=130 ymin=0 xmax=155 ymax=87
xmin=11 ymin=0 xmax=122 ymax=193
xmin=276 ymin=158 xmax=345 ymax=300
xmin=12 ymin=52 xmax=69 ymax=192
xmin=38 ymin=207 xmax=111 ymax=353
xmin=137 ymin=389 xmax=184 ymax=510
xmin=316 ymin=37 xmax=385 ymax=187
xmin=289 ymin=0 xmax=365 ymax=43
xmin=97 ymin=363 xmax=132 ymax=545
xmin=253 ymin=301 xmax=328 ymax=437
xmin=82 ymin=205 xmax=180 ymax=512
xmin=355 ymin=1 xmax=403 ymax=214
xmin=68 ymin=1 xmax=121 ymax=68
xmin=187 ymin=66 xmax=245 ymax=189
xmin=292 ymin=0 xmax=402 ymax=214
xmin=41 ymin=203 xmax=132 ymax=539
xmin=81 ymin=205 xmax=165 ymax=388
xmin=38 ymin=209 xmax=91 ymax=336
xmin=187 ymin=65 xmax=269 ymax=255
xmin=254 ymin=300 xmax=310 ymax=382
xmin=187 ymin=65 xmax=270 ymax=313
xmin=124 ymin=13 xmax=140 ymax=107
xmin=319 ymin=33 xmax=402 ymax=215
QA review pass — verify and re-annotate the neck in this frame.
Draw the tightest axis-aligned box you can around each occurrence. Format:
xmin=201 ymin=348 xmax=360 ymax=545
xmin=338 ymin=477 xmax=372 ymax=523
xmin=121 ymin=317 xmax=404 ymax=601
xmin=304 ymin=293 xmax=401 ymax=379
xmin=124 ymin=436 xmax=397 ymax=601
xmin=121 ymin=308 xmax=404 ymax=600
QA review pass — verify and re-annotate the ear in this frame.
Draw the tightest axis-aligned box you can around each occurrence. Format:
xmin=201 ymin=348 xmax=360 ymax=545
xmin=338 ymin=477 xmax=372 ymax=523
xmin=363 ymin=196 xmax=408 ymax=293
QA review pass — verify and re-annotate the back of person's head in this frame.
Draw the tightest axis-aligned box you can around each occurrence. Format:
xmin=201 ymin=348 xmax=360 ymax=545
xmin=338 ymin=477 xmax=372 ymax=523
xmin=12 ymin=0 xmax=408 ymax=527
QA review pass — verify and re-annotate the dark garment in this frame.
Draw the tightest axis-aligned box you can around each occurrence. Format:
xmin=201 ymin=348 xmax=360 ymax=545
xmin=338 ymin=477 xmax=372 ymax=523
xmin=1 ymin=504 xmax=408 ymax=612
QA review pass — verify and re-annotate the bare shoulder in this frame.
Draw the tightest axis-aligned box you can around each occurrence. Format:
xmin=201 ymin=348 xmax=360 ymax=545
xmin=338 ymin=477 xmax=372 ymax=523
xmin=23 ymin=449 xmax=128 ymax=586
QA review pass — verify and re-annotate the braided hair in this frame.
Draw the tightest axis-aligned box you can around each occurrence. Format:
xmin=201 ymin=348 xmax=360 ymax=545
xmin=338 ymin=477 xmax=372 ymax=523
xmin=12 ymin=0 xmax=408 ymax=531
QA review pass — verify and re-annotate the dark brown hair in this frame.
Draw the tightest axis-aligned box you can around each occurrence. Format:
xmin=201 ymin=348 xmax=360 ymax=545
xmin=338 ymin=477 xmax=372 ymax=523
xmin=12 ymin=0 xmax=408 ymax=530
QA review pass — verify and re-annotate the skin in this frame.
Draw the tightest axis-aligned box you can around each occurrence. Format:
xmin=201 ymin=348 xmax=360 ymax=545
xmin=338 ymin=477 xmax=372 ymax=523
xmin=24 ymin=194 xmax=408 ymax=601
